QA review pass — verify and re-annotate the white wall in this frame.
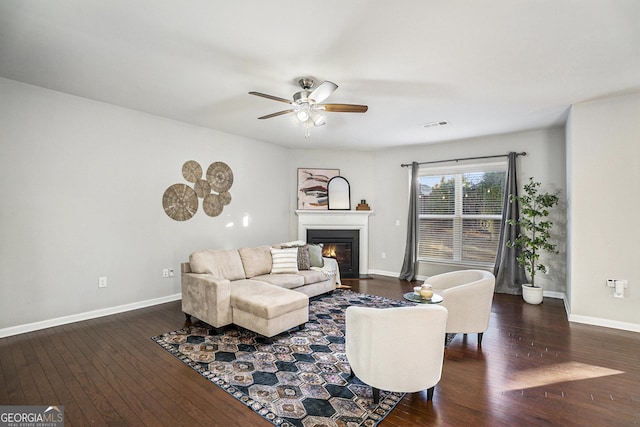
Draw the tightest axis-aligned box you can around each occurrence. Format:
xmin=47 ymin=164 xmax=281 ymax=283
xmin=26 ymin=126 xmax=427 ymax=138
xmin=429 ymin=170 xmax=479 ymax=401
xmin=0 ymin=78 xmax=291 ymax=333
xmin=567 ymin=92 xmax=640 ymax=330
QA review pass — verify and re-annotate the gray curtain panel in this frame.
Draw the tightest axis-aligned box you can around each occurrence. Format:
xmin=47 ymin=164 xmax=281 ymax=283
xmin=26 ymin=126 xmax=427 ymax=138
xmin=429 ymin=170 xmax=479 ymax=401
xmin=493 ymin=152 xmax=528 ymax=294
xmin=399 ymin=162 xmax=419 ymax=281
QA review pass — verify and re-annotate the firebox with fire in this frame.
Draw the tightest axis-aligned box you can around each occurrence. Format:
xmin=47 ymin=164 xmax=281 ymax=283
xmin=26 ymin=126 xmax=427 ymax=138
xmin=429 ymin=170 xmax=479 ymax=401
xmin=307 ymin=229 xmax=359 ymax=278
xmin=322 ymin=243 xmax=351 ymax=265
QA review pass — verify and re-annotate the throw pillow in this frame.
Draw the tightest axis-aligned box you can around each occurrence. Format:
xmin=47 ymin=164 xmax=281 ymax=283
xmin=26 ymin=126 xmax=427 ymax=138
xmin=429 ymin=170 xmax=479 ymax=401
xmin=307 ymin=243 xmax=324 ymax=268
xmin=270 ymin=247 xmax=299 ymax=274
xmin=278 ymin=241 xmax=311 ymax=270
xmin=279 ymin=240 xmax=306 ymax=247
xmin=297 ymin=245 xmax=311 ymax=270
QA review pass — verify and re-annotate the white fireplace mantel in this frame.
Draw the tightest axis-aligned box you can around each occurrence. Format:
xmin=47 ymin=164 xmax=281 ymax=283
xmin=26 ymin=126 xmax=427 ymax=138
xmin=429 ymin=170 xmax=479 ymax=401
xmin=296 ymin=210 xmax=374 ymax=275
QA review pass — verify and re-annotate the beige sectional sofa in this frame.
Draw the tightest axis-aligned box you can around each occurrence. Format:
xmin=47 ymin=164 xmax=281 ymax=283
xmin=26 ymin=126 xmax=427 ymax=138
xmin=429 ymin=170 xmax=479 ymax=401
xmin=181 ymin=243 xmax=339 ymax=337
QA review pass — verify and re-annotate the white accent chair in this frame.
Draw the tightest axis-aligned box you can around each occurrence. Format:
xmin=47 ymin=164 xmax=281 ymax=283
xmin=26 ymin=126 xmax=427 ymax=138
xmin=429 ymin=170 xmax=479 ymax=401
xmin=425 ymin=270 xmax=495 ymax=345
xmin=345 ymin=305 xmax=448 ymax=402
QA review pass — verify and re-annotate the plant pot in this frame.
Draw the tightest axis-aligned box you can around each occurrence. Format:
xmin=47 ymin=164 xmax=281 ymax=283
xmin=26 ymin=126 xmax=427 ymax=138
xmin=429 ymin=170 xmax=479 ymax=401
xmin=522 ymin=284 xmax=543 ymax=305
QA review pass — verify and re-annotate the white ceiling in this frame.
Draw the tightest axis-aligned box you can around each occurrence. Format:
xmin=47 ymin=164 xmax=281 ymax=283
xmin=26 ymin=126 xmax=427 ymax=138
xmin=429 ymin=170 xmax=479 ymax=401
xmin=1 ymin=1 xmax=639 ymax=150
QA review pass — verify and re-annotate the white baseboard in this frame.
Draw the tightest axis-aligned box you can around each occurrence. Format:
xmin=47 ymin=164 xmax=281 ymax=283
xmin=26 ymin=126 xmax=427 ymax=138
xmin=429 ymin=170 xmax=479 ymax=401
xmin=0 ymin=293 xmax=182 ymax=339
xmin=367 ymin=269 xmax=400 ymax=278
xmin=367 ymin=269 xmax=432 ymax=282
xmin=543 ymin=290 xmax=565 ymax=300
xmin=569 ymin=314 xmax=640 ymax=333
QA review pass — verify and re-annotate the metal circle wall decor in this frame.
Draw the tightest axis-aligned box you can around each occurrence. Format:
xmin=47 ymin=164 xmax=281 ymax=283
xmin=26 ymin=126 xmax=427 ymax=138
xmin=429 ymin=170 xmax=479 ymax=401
xmin=203 ymin=193 xmax=223 ymax=217
xmin=162 ymin=184 xmax=198 ymax=221
xmin=194 ymin=179 xmax=212 ymax=198
xmin=163 ymin=160 xmax=234 ymax=221
xmin=219 ymin=191 xmax=232 ymax=206
xmin=206 ymin=161 xmax=233 ymax=192
xmin=182 ymin=160 xmax=203 ymax=183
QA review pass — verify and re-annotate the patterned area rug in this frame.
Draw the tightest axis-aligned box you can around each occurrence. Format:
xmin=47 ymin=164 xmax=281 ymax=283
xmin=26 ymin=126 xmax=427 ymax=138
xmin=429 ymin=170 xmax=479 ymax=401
xmin=152 ymin=290 xmax=448 ymax=427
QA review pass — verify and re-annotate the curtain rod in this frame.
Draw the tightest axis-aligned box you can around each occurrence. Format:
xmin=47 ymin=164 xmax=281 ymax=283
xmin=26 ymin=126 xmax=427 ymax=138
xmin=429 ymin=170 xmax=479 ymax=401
xmin=400 ymin=152 xmax=526 ymax=167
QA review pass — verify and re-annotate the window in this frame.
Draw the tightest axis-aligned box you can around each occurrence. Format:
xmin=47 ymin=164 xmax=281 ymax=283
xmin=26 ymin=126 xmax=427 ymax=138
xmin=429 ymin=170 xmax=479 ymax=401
xmin=417 ymin=162 xmax=506 ymax=267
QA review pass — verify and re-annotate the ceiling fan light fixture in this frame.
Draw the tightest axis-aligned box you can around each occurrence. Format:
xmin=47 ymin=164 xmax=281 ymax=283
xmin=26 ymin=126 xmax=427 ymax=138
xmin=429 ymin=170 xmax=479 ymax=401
xmin=311 ymin=111 xmax=325 ymax=126
xmin=296 ymin=109 xmax=310 ymax=122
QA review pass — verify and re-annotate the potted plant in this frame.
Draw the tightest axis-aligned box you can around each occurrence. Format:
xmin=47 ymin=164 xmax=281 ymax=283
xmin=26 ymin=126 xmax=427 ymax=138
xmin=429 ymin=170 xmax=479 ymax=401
xmin=507 ymin=177 xmax=559 ymax=304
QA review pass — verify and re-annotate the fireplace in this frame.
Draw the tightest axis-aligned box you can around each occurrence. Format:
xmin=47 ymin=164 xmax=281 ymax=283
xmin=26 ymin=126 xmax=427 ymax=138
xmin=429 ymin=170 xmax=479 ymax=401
xmin=307 ymin=229 xmax=359 ymax=278
xmin=296 ymin=210 xmax=373 ymax=277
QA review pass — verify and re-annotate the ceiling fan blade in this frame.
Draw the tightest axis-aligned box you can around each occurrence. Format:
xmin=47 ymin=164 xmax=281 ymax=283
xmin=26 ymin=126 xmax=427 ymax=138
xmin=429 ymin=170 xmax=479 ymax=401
xmin=257 ymin=109 xmax=296 ymax=119
xmin=249 ymin=91 xmax=293 ymax=104
xmin=317 ymin=103 xmax=368 ymax=113
xmin=308 ymin=81 xmax=338 ymax=103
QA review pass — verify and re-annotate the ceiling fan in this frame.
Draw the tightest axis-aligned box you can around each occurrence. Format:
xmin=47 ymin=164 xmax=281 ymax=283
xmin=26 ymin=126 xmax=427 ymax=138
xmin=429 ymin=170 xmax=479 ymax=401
xmin=249 ymin=78 xmax=368 ymax=137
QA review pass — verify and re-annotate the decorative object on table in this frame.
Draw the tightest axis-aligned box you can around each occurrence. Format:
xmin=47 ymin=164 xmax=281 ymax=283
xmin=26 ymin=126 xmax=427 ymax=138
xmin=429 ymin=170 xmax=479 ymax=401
xmin=402 ymin=292 xmax=443 ymax=304
xmin=249 ymin=78 xmax=368 ymax=138
xmin=297 ymin=168 xmax=339 ymax=209
xmin=420 ymin=283 xmax=434 ymax=300
xmin=153 ymin=290 xmax=428 ymax=427
xmin=356 ymin=199 xmax=370 ymax=211
xmin=327 ymin=176 xmax=351 ymax=210
xmin=507 ymin=177 xmax=559 ymax=304
xmin=163 ymin=160 xmax=234 ymax=221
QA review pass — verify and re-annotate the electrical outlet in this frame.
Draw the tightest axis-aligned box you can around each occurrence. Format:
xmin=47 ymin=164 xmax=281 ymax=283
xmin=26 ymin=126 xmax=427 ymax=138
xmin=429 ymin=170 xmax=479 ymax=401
xmin=614 ymin=279 xmax=628 ymax=298
xmin=162 ymin=268 xmax=169 ymax=278
xmin=169 ymin=268 xmax=175 ymax=277
xmin=98 ymin=276 xmax=107 ymax=288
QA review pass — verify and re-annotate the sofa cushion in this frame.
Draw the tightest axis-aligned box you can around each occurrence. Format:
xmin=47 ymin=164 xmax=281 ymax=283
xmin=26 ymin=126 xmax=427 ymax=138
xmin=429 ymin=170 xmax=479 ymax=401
xmin=239 ymin=245 xmax=272 ymax=278
xmin=231 ymin=280 xmax=308 ymax=319
xmin=308 ymin=243 xmax=324 ymax=268
xmin=251 ymin=273 xmax=305 ymax=289
xmin=189 ymin=249 xmax=246 ymax=281
xmin=270 ymin=247 xmax=299 ymax=274
xmin=296 ymin=269 xmax=330 ymax=285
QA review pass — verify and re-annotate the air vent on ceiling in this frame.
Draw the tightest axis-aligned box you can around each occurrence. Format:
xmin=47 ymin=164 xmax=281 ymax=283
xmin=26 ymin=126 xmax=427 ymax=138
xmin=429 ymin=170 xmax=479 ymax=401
xmin=422 ymin=120 xmax=449 ymax=128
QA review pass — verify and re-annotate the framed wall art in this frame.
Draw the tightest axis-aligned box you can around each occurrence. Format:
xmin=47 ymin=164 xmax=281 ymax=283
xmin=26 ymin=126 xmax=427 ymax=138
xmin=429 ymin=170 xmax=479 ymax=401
xmin=297 ymin=168 xmax=339 ymax=210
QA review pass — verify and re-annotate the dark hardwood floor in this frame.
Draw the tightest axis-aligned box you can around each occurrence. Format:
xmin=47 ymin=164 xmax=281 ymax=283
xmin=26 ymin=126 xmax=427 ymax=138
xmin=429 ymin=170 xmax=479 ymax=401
xmin=1 ymin=275 xmax=639 ymax=426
